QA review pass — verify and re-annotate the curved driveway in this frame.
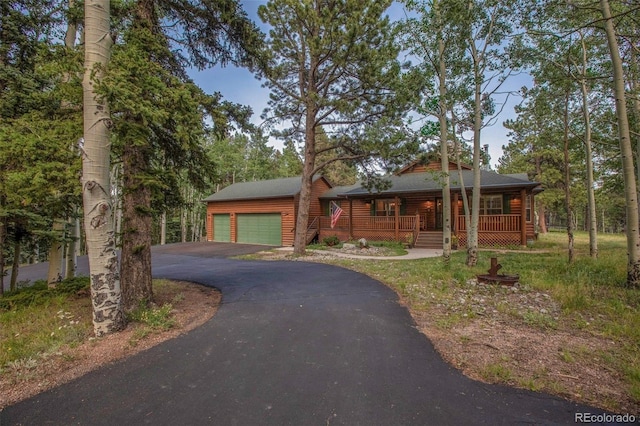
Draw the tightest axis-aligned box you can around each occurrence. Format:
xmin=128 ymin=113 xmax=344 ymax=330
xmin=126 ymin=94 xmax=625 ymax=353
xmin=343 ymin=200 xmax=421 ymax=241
xmin=2 ymin=243 xmax=598 ymax=425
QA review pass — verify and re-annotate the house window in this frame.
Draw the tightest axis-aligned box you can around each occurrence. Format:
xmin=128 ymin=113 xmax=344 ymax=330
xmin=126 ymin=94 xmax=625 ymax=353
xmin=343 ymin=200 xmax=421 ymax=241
xmin=526 ymin=195 xmax=532 ymax=222
xmin=480 ymin=195 xmax=502 ymax=215
xmin=375 ymin=199 xmax=398 ymax=216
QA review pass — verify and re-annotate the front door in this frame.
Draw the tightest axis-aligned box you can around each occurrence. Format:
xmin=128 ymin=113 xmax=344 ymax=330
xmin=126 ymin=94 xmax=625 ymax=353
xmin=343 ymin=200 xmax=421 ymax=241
xmin=435 ymin=198 xmax=443 ymax=230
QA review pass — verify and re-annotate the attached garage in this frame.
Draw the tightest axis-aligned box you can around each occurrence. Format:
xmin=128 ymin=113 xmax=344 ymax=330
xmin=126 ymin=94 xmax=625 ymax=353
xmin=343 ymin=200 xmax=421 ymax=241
xmin=204 ymin=176 xmax=333 ymax=246
xmin=236 ymin=213 xmax=282 ymax=246
xmin=212 ymin=214 xmax=231 ymax=242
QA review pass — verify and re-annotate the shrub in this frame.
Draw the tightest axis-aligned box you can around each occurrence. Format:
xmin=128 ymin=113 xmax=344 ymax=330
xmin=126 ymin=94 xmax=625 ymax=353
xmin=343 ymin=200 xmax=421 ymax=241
xmin=323 ymin=235 xmax=340 ymax=247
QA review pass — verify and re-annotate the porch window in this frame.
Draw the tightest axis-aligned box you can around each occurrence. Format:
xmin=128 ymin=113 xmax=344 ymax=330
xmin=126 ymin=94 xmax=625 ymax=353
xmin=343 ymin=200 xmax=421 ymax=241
xmin=375 ymin=199 xmax=398 ymax=216
xmin=526 ymin=195 xmax=532 ymax=222
xmin=480 ymin=195 xmax=503 ymax=215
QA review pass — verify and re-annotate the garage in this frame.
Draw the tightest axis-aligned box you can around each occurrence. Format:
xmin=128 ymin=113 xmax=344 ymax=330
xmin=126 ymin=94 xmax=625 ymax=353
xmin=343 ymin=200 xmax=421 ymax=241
xmin=236 ymin=213 xmax=282 ymax=246
xmin=205 ymin=176 xmax=333 ymax=246
xmin=212 ymin=214 xmax=231 ymax=242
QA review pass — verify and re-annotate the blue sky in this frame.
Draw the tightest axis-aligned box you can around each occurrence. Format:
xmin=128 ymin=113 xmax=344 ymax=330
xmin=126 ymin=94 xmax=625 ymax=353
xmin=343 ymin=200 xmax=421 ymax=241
xmin=188 ymin=0 xmax=530 ymax=168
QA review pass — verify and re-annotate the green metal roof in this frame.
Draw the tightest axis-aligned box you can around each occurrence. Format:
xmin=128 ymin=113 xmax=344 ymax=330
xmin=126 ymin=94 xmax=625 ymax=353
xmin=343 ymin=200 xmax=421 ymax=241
xmin=320 ymin=170 xmax=540 ymax=198
xmin=204 ymin=176 xmax=320 ymax=202
xmin=204 ymin=170 xmax=540 ymax=203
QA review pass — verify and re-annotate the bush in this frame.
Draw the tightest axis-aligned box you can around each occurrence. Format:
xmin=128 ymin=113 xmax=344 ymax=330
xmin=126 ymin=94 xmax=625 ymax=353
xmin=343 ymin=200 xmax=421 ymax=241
xmin=323 ymin=235 xmax=340 ymax=247
xmin=0 ymin=277 xmax=90 ymax=311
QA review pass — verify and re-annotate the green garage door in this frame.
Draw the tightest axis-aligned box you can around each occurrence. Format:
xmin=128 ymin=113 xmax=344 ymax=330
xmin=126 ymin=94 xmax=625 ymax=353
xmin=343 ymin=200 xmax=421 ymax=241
xmin=237 ymin=213 xmax=281 ymax=246
xmin=213 ymin=214 xmax=231 ymax=242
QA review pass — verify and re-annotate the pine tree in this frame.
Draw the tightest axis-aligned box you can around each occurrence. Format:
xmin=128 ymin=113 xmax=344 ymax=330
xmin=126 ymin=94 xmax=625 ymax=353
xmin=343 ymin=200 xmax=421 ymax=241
xmin=258 ymin=0 xmax=418 ymax=255
xmin=102 ymin=0 xmax=263 ymax=310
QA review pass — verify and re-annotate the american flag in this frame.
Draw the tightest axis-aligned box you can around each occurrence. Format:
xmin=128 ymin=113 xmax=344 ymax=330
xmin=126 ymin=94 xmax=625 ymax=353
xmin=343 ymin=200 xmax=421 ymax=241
xmin=330 ymin=201 xmax=343 ymax=229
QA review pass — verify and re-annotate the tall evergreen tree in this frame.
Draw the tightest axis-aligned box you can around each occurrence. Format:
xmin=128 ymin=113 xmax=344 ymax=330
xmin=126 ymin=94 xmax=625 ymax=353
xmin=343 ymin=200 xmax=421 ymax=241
xmin=258 ymin=0 xmax=418 ymax=255
xmin=101 ymin=0 xmax=263 ymax=310
xmin=0 ymin=0 xmax=82 ymax=295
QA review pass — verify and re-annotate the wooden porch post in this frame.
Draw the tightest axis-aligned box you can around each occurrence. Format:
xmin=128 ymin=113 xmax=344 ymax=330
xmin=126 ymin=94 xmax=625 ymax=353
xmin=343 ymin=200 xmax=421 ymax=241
xmin=530 ymin=193 xmax=535 ymax=235
xmin=394 ymin=196 xmax=400 ymax=241
xmin=349 ymin=198 xmax=353 ymax=240
xmin=453 ymin=192 xmax=459 ymax=234
xmin=520 ymin=189 xmax=527 ymax=246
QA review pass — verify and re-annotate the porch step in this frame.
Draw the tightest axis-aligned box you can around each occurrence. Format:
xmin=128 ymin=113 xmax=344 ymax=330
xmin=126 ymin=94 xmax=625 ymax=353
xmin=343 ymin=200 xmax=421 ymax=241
xmin=414 ymin=232 xmax=443 ymax=249
xmin=306 ymin=229 xmax=319 ymax=245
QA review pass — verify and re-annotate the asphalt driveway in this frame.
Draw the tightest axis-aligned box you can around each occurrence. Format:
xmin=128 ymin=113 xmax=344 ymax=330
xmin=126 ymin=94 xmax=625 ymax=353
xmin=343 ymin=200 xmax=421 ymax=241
xmin=1 ymin=243 xmax=603 ymax=425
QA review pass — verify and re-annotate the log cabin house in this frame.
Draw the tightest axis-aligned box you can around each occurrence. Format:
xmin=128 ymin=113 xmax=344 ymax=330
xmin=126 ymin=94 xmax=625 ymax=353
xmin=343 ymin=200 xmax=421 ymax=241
xmin=204 ymin=161 xmax=542 ymax=248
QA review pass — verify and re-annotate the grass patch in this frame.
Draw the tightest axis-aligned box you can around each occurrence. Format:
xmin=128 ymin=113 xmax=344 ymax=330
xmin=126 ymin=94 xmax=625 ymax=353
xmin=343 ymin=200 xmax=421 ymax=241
xmin=522 ymin=310 xmax=558 ymax=330
xmin=0 ymin=277 xmax=94 ymax=370
xmin=127 ymin=303 xmax=176 ymax=331
xmin=366 ymin=240 xmax=407 ymax=256
xmin=481 ymin=361 xmax=513 ymax=383
xmin=558 ymin=348 xmax=575 ymax=363
xmin=1 ymin=277 xmax=182 ymax=372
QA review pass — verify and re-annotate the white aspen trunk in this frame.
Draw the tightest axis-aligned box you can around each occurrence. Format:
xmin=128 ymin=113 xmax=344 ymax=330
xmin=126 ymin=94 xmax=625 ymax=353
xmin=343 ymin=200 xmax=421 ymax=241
xmin=47 ymin=219 xmax=65 ymax=287
xmin=82 ymin=0 xmax=125 ymax=335
xmin=451 ymin=110 xmax=471 ymax=236
xmin=629 ymin=24 xmax=640 ymax=221
xmin=196 ymin=214 xmax=203 ymax=241
xmin=181 ymin=208 xmax=187 ymax=243
xmin=601 ymin=0 xmax=640 ymax=288
xmin=467 ymin=43 xmax=482 ymax=267
xmin=435 ymin=4 xmax=451 ymax=261
xmin=189 ymin=187 xmax=197 ymax=242
xmin=562 ymin=89 xmax=575 ymax=263
xmin=160 ymin=211 xmax=167 ymax=245
xmin=10 ymin=239 xmax=20 ymax=291
xmin=579 ymin=33 xmax=598 ymax=259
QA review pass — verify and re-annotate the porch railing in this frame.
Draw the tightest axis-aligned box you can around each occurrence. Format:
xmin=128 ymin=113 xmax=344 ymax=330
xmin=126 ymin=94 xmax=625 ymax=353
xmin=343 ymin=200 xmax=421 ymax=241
xmin=319 ymin=215 xmax=416 ymax=231
xmin=456 ymin=214 xmax=521 ymax=232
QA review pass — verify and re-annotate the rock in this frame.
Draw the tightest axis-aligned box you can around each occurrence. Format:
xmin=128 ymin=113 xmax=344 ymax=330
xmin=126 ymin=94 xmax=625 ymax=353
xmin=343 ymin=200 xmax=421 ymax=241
xmin=358 ymin=238 xmax=368 ymax=248
xmin=343 ymin=243 xmax=356 ymax=250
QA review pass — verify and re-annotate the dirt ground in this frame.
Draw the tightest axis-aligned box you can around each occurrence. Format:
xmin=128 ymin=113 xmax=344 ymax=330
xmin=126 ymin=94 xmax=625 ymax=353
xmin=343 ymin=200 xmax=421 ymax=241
xmin=0 ymin=281 xmax=220 ymax=409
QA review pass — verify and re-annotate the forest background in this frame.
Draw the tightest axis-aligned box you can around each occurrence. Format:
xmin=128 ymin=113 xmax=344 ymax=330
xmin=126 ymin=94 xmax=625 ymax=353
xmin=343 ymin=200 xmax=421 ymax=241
xmin=1 ymin=0 xmax=638 ymax=328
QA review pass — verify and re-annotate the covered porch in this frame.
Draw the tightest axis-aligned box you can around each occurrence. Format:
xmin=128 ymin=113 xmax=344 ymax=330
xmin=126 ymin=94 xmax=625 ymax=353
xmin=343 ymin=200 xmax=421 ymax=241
xmin=313 ymin=189 xmax=534 ymax=248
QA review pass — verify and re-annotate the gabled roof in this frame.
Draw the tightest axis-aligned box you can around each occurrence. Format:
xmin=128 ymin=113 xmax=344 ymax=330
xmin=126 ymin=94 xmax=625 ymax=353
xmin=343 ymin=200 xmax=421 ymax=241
xmin=204 ymin=176 xmax=325 ymax=202
xmin=320 ymin=169 xmax=540 ymax=199
xmin=319 ymin=182 xmax=361 ymax=199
